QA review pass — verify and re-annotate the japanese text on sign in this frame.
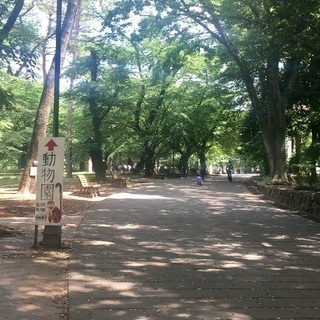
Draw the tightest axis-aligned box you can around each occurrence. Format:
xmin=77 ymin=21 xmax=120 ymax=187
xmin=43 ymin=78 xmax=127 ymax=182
xmin=35 ymin=137 xmax=64 ymax=225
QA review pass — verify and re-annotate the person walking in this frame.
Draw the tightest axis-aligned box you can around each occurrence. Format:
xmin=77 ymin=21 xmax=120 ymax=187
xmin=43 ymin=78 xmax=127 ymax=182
xmin=226 ymin=161 xmax=233 ymax=182
xmin=196 ymin=172 xmax=203 ymax=185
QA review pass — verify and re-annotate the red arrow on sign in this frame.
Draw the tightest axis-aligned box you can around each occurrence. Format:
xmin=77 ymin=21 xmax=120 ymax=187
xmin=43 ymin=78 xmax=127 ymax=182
xmin=45 ymin=139 xmax=58 ymax=151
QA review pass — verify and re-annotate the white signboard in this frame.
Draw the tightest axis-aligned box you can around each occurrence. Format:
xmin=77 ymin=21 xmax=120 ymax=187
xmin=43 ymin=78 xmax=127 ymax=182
xmin=35 ymin=137 xmax=65 ymax=225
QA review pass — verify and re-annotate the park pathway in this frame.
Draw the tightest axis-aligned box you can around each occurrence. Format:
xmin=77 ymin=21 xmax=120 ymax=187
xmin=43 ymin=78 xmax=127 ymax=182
xmin=69 ymin=175 xmax=320 ymax=320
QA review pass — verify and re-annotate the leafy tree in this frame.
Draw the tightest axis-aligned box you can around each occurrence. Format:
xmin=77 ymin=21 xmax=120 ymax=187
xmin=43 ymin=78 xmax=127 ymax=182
xmin=0 ymin=70 xmax=41 ymax=170
xmin=287 ymin=56 xmax=320 ymax=184
xmin=0 ymin=0 xmax=43 ymax=78
xmin=103 ymin=4 xmax=233 ymax=176
xmin=0 ymin=0 xmax=24 ymax=46
xmin=0 ymin=0 xmax=23 ymax=109
xmin=127 ymin=39 xmax=189 ymax=176
xmin=138 ymin=0 xmax=317 ymax=182
xmin=240 ymin=110 xmax=269 ymax=175
xmin=163 ymin=52 xmax=240 ymax=173
xmin=18 ymin=0 xmax=81 ymax=194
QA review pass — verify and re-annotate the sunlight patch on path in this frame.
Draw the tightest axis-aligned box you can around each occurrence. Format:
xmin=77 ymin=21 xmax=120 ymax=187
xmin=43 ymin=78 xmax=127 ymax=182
xmin=107 ymin=192 xmax=172 ymax=200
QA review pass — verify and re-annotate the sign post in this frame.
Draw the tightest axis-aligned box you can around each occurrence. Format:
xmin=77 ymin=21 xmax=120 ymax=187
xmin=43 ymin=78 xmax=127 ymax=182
xmin=35 ymin=137 xmax=64 ymax=247
xmin=36 ymin=0 xmax=63 ymax=248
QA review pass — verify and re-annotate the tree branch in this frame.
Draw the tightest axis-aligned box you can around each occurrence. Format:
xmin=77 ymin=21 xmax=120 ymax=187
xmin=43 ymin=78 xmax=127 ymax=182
xmin=0 ymin=0 xmax=24 ymax=46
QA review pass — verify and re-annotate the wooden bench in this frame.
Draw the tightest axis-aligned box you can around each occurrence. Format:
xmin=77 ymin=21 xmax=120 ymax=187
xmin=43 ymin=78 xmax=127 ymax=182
xmin=77 ymin=174 xmax=100 ymax=197
xmin=110 ymin=170 xmax=127 ymax=187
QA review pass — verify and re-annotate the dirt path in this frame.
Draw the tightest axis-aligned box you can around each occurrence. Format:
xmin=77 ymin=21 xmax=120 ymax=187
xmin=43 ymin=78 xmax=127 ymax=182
xmin=68 ymin=175 xmax=320 ymax=320
xmin=0 ymin=175 xmax=246 ymax=319
xmin=0 ymin=182 xmax=123 ymax=320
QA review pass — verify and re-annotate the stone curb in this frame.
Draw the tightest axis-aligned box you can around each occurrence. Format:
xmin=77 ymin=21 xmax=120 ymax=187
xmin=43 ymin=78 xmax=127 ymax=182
xmin=248 ymin=178 xmax=320 ymax=222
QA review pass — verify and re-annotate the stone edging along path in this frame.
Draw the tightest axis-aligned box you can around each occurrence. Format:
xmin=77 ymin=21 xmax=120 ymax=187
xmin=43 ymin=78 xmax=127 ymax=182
xmin=248 ymin=178 xmax=320 ymax=221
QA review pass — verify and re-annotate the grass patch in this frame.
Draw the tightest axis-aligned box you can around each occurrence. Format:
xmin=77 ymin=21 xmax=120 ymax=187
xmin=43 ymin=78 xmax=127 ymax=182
xmin=0 ymin=173 xmax=22 ymax=188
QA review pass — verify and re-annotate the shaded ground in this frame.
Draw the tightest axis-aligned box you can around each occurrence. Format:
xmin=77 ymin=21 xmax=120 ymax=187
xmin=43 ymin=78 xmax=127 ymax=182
xmin=0 ymin=195 xmax=92 ymax=238
xmin=0 ymin=198 xmax=92 ymax=219
xmin=69 ymin=175 xmax=320 ymax=319
xmin=0 ymin=199 xmax=92 ymax=238
xmin=0 ymin=180 xmax=122 ymax=237
xmin=2 ymin=175 xmax=320 ymax=319
xmin=0 ymin=179 xmax=127 ymax=320
xmin=0 ymin=199 xmax=91 ymax=237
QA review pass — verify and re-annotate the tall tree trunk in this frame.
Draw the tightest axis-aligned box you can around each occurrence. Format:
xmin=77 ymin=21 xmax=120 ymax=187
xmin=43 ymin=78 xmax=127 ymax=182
xmin=260 ymin=56 xmax=299 ymax=182
xmin=309 ymin=126 xmax=320 ymax=185
xmin=0 ymin=0 xmax=24 ymax=46
xmin=144 ymin=141 xmax=155 ymax=177
xmin=41 ymin=4 xmax=55 ymax=83
xmin=261 ymin=124 xmax=287 ymax=181
xmin=18 ymin=0 xmax=80 ymax=194
xmin=134 ymin=156 xmax=145 ymax=174
xmin=177 ymin=151 xmax=192 ymax=174
xmin=88 ymin=50 xmax=107 ymax=181
xmin=66 ymin=1 xmax=81 ymax=178
xmin=289 ymin=134 xmax=301 ymax=181
xmin=224 ymin=46 xmax=298 ymax=181
xmin=198 ymin=152 xmax=206 ymax=169
xmin=134 ymin=140 xmax=156 ymax=176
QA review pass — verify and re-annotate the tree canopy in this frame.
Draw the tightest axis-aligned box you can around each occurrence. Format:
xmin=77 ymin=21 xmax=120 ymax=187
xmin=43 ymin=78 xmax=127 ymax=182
xmin=1 ymin=0 xmax=320 ymax=186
